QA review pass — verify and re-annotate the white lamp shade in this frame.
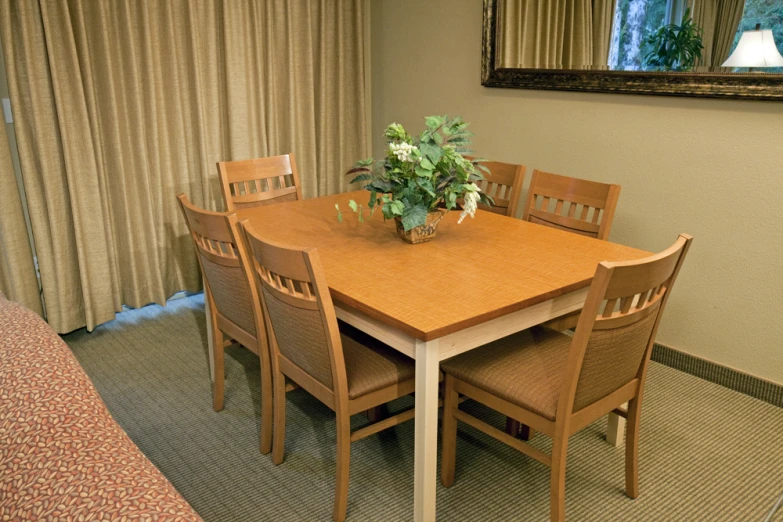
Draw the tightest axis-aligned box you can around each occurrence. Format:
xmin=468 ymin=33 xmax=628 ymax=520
xmin=722 ymin=29 xmax=783 ymax=67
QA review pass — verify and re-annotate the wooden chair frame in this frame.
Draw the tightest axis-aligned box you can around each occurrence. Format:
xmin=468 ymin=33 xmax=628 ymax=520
xmin=441 ymin=234 xmax=693 ymax=521
xmin=217 ymin=153 xmax=303 ymax=211
xmin=469 ymin=158 xmax=527 ymax=217
xmin=176 ymin=194 xmax=274 ymax=455
xmin=238 ymin=221 xmax=416 ymax=522
xmin=510 ymin=170 xmax=621 ymax=439
xmin=522 ymin=169 xmax=621 ymax=240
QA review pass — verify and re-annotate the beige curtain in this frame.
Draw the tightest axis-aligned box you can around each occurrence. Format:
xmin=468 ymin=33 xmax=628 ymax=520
xmin=0 ymin=121 xmax=42 ymax=315
xmin=711 ymin=0 xmax=745 ymax=68
xmin=562 ymin=0 xmax=593 ymax=69
xmin=497 ymin=0 xmax=607 ymax=69
xmin=0 ymin=0 xmax=367 ymax=333
xmin=592 ymin=0 xmax=617 ymax=69
xmin=690 ymin=0 xmax=717 ymax=67
xmin=690 ymin=0 xmax=744 ymax=68
xmin=498 ymin=0 xmax=565 ymax=68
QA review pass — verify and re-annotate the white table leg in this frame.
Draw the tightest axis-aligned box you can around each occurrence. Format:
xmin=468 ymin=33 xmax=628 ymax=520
xmin=203 ymin=279 xmax=215 ymax=383
xmin=414 ymin=339 xmax=440 ymax=522
xmin=606 ymin=402 xmax=627 ymax=447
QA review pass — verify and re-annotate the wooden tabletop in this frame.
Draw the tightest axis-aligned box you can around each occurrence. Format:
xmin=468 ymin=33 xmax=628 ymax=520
xmin=238 ymin=191 xmax=650 ymax=341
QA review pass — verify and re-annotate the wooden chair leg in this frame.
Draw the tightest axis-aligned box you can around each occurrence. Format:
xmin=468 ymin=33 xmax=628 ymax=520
xmin=333 ymin=411 xmax=351 ymax=522
xmin=271 ymin=368 xmax=287 ymax=465
xmin=505 ymin=418 xmax=535 ymax=440
xmin=550 ymin=431 xmax=569 ymax=522
xmin=440 ymin=374 xmax=458 ymax=487
xmin=625 ymin=397 xmax=641 ymax=499
xmin=364 ymin=405 xmax=386 ymax=423
xmin=259 ymin=353 xmax=273 ymax=455
xmin=212 ymin=328 xmax=225 ymax=412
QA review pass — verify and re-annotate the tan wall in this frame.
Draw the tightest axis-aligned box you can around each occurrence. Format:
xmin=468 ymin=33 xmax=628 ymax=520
xmin=371 ymin=0 xmax=783 ymax=384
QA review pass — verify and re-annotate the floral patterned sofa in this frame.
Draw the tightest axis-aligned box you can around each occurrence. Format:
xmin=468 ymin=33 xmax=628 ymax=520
xmin=0 ymin=293 xmax=203 ymax=521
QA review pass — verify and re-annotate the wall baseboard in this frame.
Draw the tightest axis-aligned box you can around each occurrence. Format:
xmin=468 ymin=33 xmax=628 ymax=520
xmin=651 ymin=343 xmax=782 ymax=408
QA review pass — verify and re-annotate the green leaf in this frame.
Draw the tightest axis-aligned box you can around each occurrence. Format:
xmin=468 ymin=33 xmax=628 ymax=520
xmin=425 ymin=115 xmax=446 ymax=130
xmin=420 ymin=157 xmax=435 ymax=170
xmin=381 ymin=202 xmax=395 ymax=220
xmin=384 ymin=123 xmax=409 ymax=141
xmin=368 ymin=180 xmax=393 ymax=193
xmin=348 ymin=200 xmax=358 ymax=213
xmin=419 ymin=142 xmax=442 ymax=165
xmin=401 ymin=204 xmax=428 ymax=231
xmin=479 ymin=192 xmax=495 ymax=206
xmin=335 ymin=204 xmax=343 ymax=223
xmin=415 ymin=165 xmax=433 ymax=178
xmin=390 ymin=199 xmax=405 ymax=216
xmin=349 ymin=173 xmax=372 ymax=184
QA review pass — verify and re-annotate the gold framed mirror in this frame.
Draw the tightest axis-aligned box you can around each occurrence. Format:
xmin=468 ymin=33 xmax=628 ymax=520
xmin=482 ymin=0 xmax=783 ymax=100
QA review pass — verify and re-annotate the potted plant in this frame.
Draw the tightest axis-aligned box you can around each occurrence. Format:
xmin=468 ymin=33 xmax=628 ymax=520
xmin=643 ymin=8 xmax=704 ymax=72
xmin=338 ymin=115 xmax=493 ymax=244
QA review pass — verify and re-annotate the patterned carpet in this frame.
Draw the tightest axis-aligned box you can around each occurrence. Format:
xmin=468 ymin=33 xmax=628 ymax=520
xmin=62 ymin=294 xmax=783 ymax=521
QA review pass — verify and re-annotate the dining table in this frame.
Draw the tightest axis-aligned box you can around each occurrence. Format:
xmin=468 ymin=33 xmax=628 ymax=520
xmin=229 ymin=190 xmax=650 ymax=521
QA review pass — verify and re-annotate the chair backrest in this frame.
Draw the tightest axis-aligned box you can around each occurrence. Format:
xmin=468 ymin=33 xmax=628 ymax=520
xmin=239 ymin=221 xmax=348 ymax=400
xmin=177 ymin=194 xmax=262 ymax=346
xmin=562 ymin=234 xmax=692 ymax=414
xmin=217 ymin=153 xmax=303 ymax=211
xmin=471 ymin=159 xmax=527 ymax=217
xmin=522 ymin=170 xmax=621 ymax=240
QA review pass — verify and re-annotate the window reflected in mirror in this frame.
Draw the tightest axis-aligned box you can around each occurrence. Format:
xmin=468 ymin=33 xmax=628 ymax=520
xmin=496 ymin=0 xmax=783 ymax=74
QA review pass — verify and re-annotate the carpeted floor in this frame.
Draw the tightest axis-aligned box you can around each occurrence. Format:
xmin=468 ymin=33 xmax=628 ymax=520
xmin=62 ymin=294 xmax=783 ymax=521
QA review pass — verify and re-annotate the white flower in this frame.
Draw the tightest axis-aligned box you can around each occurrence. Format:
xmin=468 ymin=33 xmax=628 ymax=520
xmin=458 ymin=187 xmax=481 ymax=224
xmin=389 ymin=141 xmax=417 ymax=163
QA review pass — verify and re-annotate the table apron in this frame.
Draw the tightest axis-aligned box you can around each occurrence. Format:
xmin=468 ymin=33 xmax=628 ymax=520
xmin=333 ymin=286 xmax=589 ymax=362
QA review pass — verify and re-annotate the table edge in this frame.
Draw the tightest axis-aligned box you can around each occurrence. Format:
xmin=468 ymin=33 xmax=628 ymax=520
xmin=330 ymin=277 xmax=592 ymax=342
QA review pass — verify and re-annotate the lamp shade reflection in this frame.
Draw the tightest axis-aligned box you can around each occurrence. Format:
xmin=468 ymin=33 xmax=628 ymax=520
xmin=722 ymin=27 xmax=783 ymax=68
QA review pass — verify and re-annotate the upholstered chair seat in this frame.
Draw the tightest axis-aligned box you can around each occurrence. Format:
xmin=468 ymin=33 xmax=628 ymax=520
xmin=441 ymin=327 xmax=570 ymax=420
xmin=341 ymin=327 xmax=416 ymax=400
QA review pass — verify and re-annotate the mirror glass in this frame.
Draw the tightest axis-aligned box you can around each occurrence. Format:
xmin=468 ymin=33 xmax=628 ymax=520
xmin=495 ymin=0 xmax=783 ymax=74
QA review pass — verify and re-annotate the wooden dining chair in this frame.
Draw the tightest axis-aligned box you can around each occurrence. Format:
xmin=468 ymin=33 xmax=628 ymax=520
xmin=507 ymin=170 xmax=622 ymax=439
xmin=523 ymin=169 xmax=621 ymax=240
xmin=440 ymin=234 xmax=693 ymax=522
xmin=217 ymin=153 xmax=303 ymax=211
xmin=176 ymin=194 xmax=274 ymax=455
xmin=470 ymin=158 xmax=527 ymax=217
xmin=238 ymin=221 xmax=417 ymax=522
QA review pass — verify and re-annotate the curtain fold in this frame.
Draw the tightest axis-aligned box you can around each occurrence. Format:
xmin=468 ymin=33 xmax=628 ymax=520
xmin=690 ymin=0 xmax=717 ymax=67
xmin=689 ymin=0 xmax=744 ymax=69
xmin=0 ymin=0 xmax=367 ymax=333
xmin=591 ymin=0 xmax=617 ymax=69
xmin=711 ymin=0 xmax=745 ymax=68
xmin=0 ymin=120 xmax=42 ymax=315
xmin=562 ymin=0 xmax=593 ymax=69
xmin=497 ymin=0 xmax=610 ymax=69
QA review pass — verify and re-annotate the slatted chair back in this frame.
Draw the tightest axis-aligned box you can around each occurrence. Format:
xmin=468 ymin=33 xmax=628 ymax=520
xmin=523 ymin=170 xmax=621 ymax=240
xmin=177 ymin=195 xmax=262 ymax=350
xmin=217 ymin=153 xmax=303 ymax=211
xmin=470 ymin=159 xmax=527 ymax=217
xmin=239 ymin=222 xmax=348 ymax=402
xmin=562 ymin=234 xmax=692 ymax=414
